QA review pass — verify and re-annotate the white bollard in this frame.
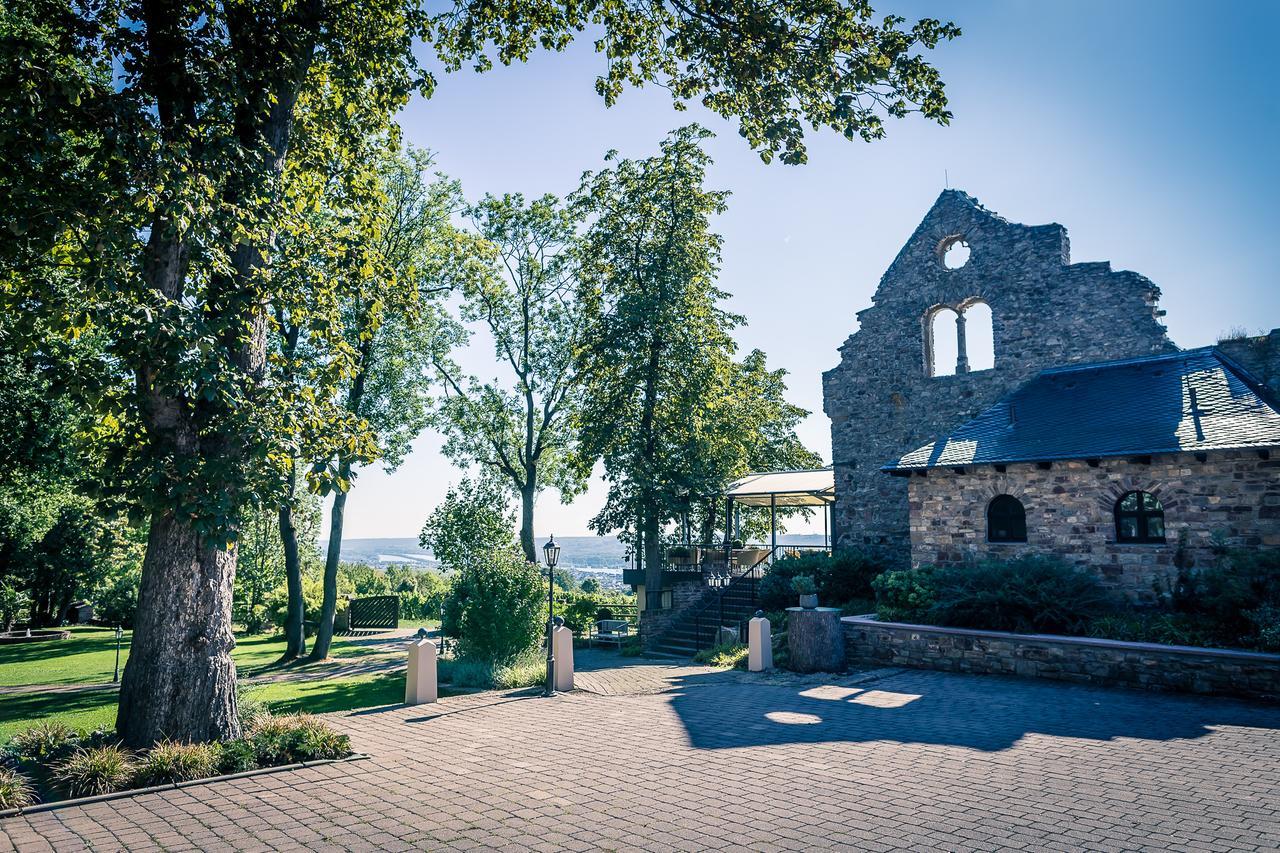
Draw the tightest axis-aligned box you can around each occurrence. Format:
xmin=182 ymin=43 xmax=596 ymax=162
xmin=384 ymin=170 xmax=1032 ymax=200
xmin=748 ymin=612 xmax=773 ymax=672
xmin=553 ymin=624 xmax=574 ymax=692
xmin=405 ymin=635 xmax=438 ymax=705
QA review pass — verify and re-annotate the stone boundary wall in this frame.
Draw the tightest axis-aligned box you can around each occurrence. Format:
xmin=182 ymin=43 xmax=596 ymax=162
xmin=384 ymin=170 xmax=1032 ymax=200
xmin=842 ymin=615 xmax=1280 ymax=700
xmin=639 ymin=578 xmax=709 ymax=650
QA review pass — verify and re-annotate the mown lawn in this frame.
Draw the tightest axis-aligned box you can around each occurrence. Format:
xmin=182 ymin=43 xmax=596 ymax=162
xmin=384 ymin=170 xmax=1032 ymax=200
xmin=0 ymin=627 xmax=383 ymax=689
xmin=0 ymin=671 xmax=432 ymax=741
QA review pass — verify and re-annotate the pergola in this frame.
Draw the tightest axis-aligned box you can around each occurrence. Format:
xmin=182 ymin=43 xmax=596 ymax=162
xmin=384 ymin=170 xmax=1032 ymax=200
xmin=722 ymin=468 xmax=835 ymax=557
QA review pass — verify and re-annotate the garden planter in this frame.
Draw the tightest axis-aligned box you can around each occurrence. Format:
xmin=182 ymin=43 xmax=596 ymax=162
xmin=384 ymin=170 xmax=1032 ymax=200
xmin=798 ymin=594 xmax=818 ymax=609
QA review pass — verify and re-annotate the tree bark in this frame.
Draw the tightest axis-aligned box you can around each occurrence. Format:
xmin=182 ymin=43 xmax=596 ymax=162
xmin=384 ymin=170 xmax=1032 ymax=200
xmin=116 ymin=511 xmax=240 ymax=747
xmin=519 ymin=478 xmax=537 ymax=563
xmin=309 ymin=468 xmax=349 ymax=661
xmin=278 ymin=498 xmax=305 ymax=660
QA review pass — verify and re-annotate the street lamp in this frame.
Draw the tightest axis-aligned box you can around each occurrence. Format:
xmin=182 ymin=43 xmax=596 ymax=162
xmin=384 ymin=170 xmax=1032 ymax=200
xmin=542 ymin=535 xmax=561 ymax=698
xmin=113 ymin=624 xmax=123 ymax=682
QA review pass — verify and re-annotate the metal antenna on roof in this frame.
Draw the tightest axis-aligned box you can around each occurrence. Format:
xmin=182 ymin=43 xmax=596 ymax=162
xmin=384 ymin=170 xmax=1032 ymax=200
xmin=944 ymin=169 xmax=949 ymax=188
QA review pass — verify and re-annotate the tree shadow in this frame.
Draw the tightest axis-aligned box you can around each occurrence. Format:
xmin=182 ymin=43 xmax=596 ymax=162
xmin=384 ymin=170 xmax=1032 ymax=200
xmin=665 ymin=668 xmax=1280 ymax=753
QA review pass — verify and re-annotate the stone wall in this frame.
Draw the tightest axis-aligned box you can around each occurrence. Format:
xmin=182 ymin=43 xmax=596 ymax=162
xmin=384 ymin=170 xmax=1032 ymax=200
xmin=843 ymin=615 xmax=1280 ymax=700
xmin=822 ymin=190 xmax=1173 ymax=565
xmin=906 ymin=449 xmax=1280 ymax=603
xmin=638 ymin=577 xmax=710 ymax=650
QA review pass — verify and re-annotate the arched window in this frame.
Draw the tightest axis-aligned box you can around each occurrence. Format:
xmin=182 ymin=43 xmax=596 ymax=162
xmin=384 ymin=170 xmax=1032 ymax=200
xmin=1115 ymin=490 xmax=1165 ymax=543
xmin=928 ymin=307 xmax=959 ymax=377
xmin=987 ymin=495 xmax=1027 ymax=543
xmin=961 ymin=301 xmax=994 ymax=371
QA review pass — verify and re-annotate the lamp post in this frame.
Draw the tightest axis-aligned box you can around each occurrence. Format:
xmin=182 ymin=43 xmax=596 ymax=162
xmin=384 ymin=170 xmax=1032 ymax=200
xmin=542 ymin=535 xmax=560 ymax=697
xmin=112 ymin=624 xmax=123 ymax=682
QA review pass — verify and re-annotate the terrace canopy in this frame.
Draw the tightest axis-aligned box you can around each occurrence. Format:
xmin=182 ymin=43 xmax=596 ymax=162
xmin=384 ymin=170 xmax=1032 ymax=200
xmin=722 ymin=468 xmax=835 ymax=554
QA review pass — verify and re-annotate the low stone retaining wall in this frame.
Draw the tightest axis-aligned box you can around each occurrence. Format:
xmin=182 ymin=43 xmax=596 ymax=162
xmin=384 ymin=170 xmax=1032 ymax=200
xmin=842 ymin=615 xmax=1280 ymax=700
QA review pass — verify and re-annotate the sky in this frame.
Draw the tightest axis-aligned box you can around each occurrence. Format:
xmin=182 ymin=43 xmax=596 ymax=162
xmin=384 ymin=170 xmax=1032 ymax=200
xmin=331 ymin=0 xmax=1280 ymax=541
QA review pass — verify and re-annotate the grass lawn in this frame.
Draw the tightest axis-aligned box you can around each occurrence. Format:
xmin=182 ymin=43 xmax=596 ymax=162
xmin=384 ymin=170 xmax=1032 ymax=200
xmin=0 ymin=671 xmax=435 ymax=741
xmin=0 ymin=627 xmax=384 ymax=689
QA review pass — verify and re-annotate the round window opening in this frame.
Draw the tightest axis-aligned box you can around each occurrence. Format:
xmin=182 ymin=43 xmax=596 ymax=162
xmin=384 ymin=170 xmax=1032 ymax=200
xmin=939 ymin=236 xmax=971 ymax=270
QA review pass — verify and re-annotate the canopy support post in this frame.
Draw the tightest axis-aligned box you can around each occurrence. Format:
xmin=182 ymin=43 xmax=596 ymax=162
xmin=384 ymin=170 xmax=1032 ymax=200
xmin=770 ymin=493 xmax=777 ymax=563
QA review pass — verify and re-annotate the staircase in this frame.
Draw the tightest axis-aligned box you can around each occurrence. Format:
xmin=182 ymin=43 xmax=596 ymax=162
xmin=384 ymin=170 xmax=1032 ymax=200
xmin=649 ymin=573 xmax=763 ymax=658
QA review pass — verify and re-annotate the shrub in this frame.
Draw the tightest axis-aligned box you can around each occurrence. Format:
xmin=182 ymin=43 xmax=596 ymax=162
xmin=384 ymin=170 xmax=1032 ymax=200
xmin=0 ymin=767 xmax=35 ymax=811
xmin=1086 ymin=612 xmax=1222 ymax=648
xmin=134 ymin=741 xmax=221 ymax=786
xmin=790 ymin=575 xmax=817 ymax=596
xmin=1177 ymin=548 xmax=1280 ymax=647
xmin=1247 ymin=604 xmax=1280 ymax=652
xmin=871 ymin=565 xmax=942 ymax=622
xmin=759 ymin=550 xmax=886 ymax=611
xmin=216 ymin=739 xmax=259 ymax=774
xmin=492 ymin=652 xmax=546 ymax=689
xmin=8 ymin=721 xmax=80 ymax=765
xmin=875 ymin=557 xmax=1116 ymax=635
xmin=448 ymin=548 xmax=544 ymax=664
xmin=619 ymin=637 xmax=644 ymax=657
xmin=248 ymin=714 xmax=350 ymax=765
xmin=54 ymin=746 xmax=136 ymax=798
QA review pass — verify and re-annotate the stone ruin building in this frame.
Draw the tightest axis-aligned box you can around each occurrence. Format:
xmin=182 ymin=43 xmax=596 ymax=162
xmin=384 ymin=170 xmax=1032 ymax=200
xmin=823 ymin=190 xmax=1280 ymax=599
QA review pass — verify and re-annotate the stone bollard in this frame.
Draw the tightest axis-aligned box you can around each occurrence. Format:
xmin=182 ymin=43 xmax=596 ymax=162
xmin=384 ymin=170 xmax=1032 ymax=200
xmin=748 ymin=611 xmax=773 ymax=672
xmin=405 ymin=632 xmax=438 ymax=705
xmin=553 ymin=623 xmax=574 ymax=692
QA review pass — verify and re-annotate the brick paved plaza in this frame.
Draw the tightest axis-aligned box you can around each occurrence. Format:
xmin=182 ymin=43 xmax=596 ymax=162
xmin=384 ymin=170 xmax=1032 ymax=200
xmin=3 ymin=656 xmax=1278 ymax=852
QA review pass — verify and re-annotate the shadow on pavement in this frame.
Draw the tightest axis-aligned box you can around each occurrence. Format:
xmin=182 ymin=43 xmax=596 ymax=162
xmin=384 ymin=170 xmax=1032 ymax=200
xmin=666 ymin=667 xmax=1280 ymax=752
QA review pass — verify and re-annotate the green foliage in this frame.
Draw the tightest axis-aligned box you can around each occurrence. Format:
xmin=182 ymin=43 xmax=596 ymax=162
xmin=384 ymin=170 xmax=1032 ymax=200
xmin=53 ymin=746 xmax=136 ymax=798
xmin=692 ymin=642 xmax=748 ymax=669
xmin=555 ymin=589 xmax=634 ymax=634
xmin=790 ymin=575 xmax=817 ymax=596
xmin=448 ymin=549 xmax=545 ymax=664
xmin=235 ymin=495 xmax=322 ymax=634
xmin=247 ymin=714 xmax=352 ymax=766
xmin=419 ymin=479 xmax=518 ymax=574
xmin=619 ymin=637 xmax=644 ymax=657
xmin=433 ymin=0 xmax=959 ymax=165
xmin=215 ymin=739 xmax=259 ymax=775
xmin=92 ymin=566 xmax=140 ymax=629
xmin=0 ymin=767 xmax=35 ymax=810
xmin=432 ymin=192 xmax=587 ymax=561
xmin=874 ymin=557 xmax=1115 ymax=635
xmin=7 ymin=721 xmax=79 ymax=766
xmin=759 ymin=551 xmax=885 ymax=611
xmin=133 ymin=741 xmax=221 ymax=787
xmin=0 ymin=582 xmax=29 ymax=632
xmin=1175 ymin=548 xmax=1280 ymax=646
xmin=579 ymin=578 xmax=601 ymax=594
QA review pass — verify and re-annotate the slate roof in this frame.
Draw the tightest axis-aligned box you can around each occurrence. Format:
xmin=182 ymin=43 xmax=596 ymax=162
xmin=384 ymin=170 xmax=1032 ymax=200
xmin=884 ymin=347 xmax=1280 ymax=471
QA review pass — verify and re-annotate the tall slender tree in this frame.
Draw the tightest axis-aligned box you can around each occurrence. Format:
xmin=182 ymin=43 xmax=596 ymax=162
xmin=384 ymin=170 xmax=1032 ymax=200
xmin=573 ymin=126 xmax=741 ymax=588
xmin=432 ymin=194 xmax=587 ymax=562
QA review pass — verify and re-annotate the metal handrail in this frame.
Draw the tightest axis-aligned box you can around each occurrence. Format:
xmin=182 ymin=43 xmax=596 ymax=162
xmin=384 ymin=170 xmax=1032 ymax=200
xmin=690 ymin=561 xmax=767 ymax=652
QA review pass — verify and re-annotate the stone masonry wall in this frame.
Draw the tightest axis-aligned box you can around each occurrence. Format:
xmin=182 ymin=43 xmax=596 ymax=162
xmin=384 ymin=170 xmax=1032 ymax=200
xmin=638 ymin=577 xmax=709 ymax=650
xmin=843 ymin=616 xmax=1280 ymax=700
xmin=823 ymin=191 xmax=1173 ymax=566
xmin=906 ymin=450 xmax=1280 ymax=603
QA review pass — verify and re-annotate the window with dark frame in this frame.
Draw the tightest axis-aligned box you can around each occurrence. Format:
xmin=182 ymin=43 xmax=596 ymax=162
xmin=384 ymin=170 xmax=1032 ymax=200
xmin=987 ymin=494 xmax=1027 ymax=543
xmin=1114 ymin=490 xmax=1165 ymax=544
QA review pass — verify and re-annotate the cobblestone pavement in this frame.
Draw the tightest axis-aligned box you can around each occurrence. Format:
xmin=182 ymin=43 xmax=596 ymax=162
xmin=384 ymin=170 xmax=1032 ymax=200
xmin=3 ymin=664 xmax=1279 ymax=852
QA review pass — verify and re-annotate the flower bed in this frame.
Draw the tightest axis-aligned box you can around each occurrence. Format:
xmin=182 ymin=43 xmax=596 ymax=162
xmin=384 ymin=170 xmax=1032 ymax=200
xmin=0 ymin=712 xmax=353 ymax=815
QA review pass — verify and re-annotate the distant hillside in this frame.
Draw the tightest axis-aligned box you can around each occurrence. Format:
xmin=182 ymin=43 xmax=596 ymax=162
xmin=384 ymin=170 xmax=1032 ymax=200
xmin=327 ymin=534 xmax=828 ymax=573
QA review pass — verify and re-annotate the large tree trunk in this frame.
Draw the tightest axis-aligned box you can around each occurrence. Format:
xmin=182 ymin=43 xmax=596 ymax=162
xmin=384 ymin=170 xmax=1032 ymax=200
xmin=642 ymin=513 xmax=663 ymax=591
xmin=309 ymin=474 xmax=348 ymax=661
xmin=279 ymin=500 xmax=305 ymax=660
xmin=117 ymin=511 xmax=240 ymax=747
xmin=519 ymin=478 xmax=537 ymax=562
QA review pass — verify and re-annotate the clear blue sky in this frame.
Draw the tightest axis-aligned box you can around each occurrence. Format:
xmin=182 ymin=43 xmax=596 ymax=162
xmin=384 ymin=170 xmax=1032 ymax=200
xmin=332 ymin=0 xmax=1280 ymax=540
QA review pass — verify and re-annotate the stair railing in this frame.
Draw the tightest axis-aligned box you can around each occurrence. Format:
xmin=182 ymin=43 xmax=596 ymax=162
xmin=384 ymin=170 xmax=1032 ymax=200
xmin=691 ymin=560 xmax=767 ymax=652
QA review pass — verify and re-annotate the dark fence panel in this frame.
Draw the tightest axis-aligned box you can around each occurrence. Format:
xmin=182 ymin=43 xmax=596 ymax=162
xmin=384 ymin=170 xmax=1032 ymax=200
xmin=349 ymin=595 xmax=399 ymax=631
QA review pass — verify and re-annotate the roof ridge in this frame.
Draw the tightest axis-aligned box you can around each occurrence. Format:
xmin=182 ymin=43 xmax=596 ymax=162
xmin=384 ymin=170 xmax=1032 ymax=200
xmin=1039 ymin=346 xmax=1211 ymax=377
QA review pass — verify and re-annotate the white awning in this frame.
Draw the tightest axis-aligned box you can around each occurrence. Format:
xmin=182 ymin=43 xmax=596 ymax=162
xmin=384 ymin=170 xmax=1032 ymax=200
xmin=724 ymin=468 xmax=835 ymax=507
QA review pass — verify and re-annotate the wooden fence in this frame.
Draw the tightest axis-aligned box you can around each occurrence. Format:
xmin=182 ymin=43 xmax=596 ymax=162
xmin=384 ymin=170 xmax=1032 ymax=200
xmin=349 ymin=595 xmax=399 ymax=631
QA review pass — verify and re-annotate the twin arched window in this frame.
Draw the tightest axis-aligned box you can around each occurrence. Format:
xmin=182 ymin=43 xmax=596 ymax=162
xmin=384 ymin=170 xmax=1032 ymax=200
xmin=1115 ymin=490 xmax=1165 ymax=543
xmin=987 ymin=495 xmax=1027 ymax=543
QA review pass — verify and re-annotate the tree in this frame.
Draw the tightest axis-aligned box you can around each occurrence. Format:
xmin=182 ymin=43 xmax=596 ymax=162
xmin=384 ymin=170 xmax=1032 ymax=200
xmin=433 ymin=193 xmax=587 ymax=562
xmin=419 ymin=478 xmax=518 ymax=574
xmin=2 ymin=0 xmax=955 ymax=745
xmin=235 ymin=494 xmax=321 ymax=636
xmin=573 ymin=126 xmax=742 ymax=589
xmin=308 ymin=147 xmax=481 ymax=662
xmin=580 ymin=577 xmax=601 ymax=594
